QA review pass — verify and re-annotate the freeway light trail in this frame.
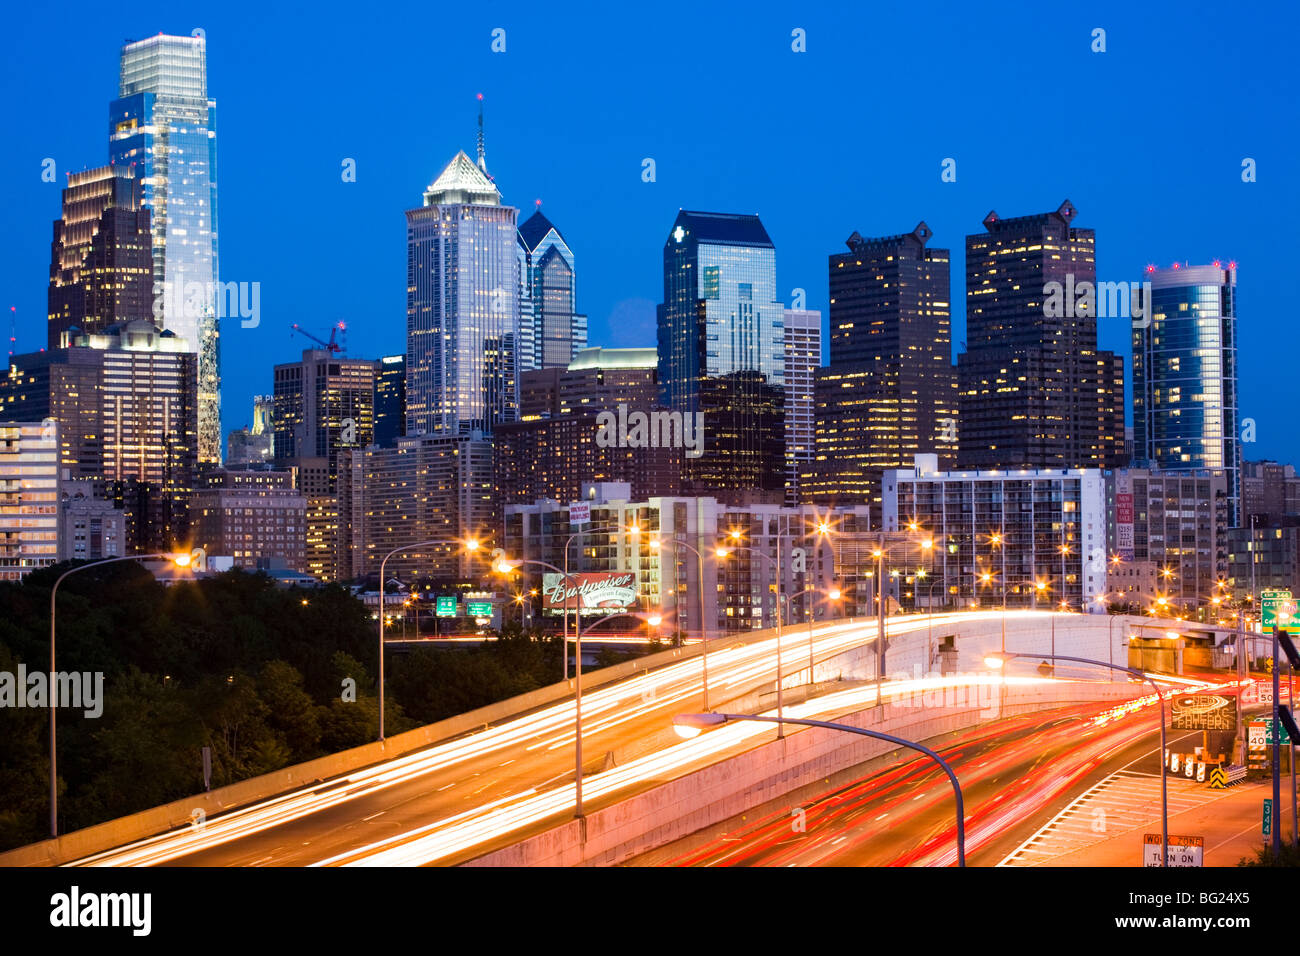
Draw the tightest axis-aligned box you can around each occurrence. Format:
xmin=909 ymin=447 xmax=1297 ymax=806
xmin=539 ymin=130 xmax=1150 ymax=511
xmin=74 ymin=611 xmax=979 ymax=866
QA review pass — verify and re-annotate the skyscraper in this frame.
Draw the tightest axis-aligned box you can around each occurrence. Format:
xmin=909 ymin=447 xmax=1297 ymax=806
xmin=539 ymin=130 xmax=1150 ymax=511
xmin=1 ymin=321 xmax=198 ymax=552
xmin=374 ymin=354 xmax=406 ymax=447
xmin=1132 ymin=263 xmax=1241 ymax=524
xmin=657 ymin=211 xmax=786 ymax=502
xmin=804 ymin=223 xmax=957 ymax=509
xmin=406 ymin=116 xmax=520 ymax=437
xmin=48 ymin=165 xmax=154 ymax=349
xmin=782 ymin=308 xmax=820 ymax=504
xmin=109 ymin=33 xmax=221 ymax=464
xmin=518 ymin=207 xmax=587 ymax=371
xmin=956 ymin=201 xmax=1125 ymax=471
xmin=657 ymin=210 xmax=785 ymax=413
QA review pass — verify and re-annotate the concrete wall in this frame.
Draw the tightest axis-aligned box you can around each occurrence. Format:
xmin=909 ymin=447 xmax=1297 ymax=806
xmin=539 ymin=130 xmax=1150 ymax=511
xmin=465 ymin=679 xmax=1141 ymax=867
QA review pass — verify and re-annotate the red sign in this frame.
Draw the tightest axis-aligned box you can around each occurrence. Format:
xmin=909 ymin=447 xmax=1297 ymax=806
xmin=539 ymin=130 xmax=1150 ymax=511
xmin=1116 ymin=493 xmax=1133 ymax=524
xmin=542 ymin=572 xmax=638 ymax=616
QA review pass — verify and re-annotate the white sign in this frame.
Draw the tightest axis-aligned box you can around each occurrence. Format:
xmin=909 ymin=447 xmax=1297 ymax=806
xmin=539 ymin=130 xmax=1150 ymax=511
xmin=1260 ymin=685 xmax=1274 ymax=706
xmin=569 ymin=502 xmax=590 ymax=525
xmin=1143 ymin=834 xmax=1203 ymax=867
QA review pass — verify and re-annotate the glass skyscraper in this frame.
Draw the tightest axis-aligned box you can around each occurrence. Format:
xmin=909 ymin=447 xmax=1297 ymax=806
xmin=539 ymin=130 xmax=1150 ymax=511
xmin=1133 ymin=263 xmax=1240 ymax=524
xmin=657 ymin=210 xmax=784 ymax=414
xmin=406 ymin=151 xmax=520 ymax=436
xmin=109 ymin=33 xmax=221 ymax=464
xmin=517 ymin=208 xmax=586 ymax=370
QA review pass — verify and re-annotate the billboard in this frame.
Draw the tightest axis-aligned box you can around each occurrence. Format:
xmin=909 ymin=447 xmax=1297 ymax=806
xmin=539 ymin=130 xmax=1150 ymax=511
xmin=542 ymin=572 xmax=638 ymax=616
xmin=1170 ymin=693 xmax=1237 ymax=733
xmin=569 ymin=501 xmax=591 ymax=525
xmin=1114 ymin=473 xmax=1134 ymax=561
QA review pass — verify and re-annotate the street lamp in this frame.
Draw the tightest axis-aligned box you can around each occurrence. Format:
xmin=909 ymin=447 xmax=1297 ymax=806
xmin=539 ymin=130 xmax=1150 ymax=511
xmin=786 ymin=584 xmax=842 ymax=687
xmin=645 ymin=533 xmax=712 ymax=710
xmin=49 ymin=551 xmax=193 ymax=837
xmin=717 ymin=543 xmax=786 ymax=737
xmin=673 ymin=712 xmax=966 ymax=866
xmin=562 ymin=522 xmax=621 ymax=680
xmin=378 ymin=537 xmax=480 ymax=741
xmin=495 ymin=553 xmax=661 ymax=819
xmin=985 ymin=650 xmax=1169 ymax=866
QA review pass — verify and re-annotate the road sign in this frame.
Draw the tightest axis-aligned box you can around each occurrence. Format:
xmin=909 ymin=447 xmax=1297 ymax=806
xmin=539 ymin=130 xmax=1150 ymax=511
xmin=1171 ymin=693 xmax=1238 ymax=732
xmin=1262 ymin=590 xmax=1298 ymax=635
xmin=1264 ymin=799 xmax=1273 ymax=836
xmin=466 ymin=601 xmax=493 ymax=617
xmin=1260 ymin=684 xmax=1274 ymax=706
xmin=1143 ymin=834 xmax=1204 ymax=867
xmin=1251 ymin=718 xmax=1290 ymax=746
xmin=436 ymin=596 xmax=457 ymax=618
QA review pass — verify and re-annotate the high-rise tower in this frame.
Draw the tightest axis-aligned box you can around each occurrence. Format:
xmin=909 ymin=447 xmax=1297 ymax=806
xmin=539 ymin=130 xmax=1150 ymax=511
xmin=109 ymin=33 xmax=221 ymax=463
xmin=405 ymin=103 xmax=520 ymax=436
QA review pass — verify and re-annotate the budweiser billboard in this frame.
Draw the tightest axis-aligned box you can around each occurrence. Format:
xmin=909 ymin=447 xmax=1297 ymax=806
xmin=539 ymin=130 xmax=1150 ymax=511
xmin=542 ymin=572 xmax=638 ymax=616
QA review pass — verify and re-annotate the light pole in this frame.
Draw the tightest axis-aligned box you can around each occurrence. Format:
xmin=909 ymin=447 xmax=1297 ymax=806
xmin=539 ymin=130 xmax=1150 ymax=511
xmin=562 ymin=522 xmax=620 ymax=680
xmin=674 ymin=711 xmax=966 ymax=866
xmin=873 ymin=525 xmax=934 ymax=706
xmin=49 ymin=551 xmax=193 ymax=837
xmin=985 ymin=650 xmax=1169 ymax=866
xmin=717 ymin=542 xmax=786 ymax=737
xmin=786 ymin=585 xmax=843 ymax=687
xmin=378 ymin=537 xmax=480 ymax=741
xmin=646 ymin=532 xmax=712 ymax=710
xmin=496 ymin=554 xmax=660 ymax=820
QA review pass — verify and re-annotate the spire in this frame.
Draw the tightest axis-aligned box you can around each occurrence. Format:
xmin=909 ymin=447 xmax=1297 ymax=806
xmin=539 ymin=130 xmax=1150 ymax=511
xmin=476 ymin=93 xmax=486 ymax=173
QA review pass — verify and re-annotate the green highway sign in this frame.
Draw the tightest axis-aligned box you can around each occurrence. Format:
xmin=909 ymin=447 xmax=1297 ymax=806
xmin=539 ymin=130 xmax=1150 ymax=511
xmin=466 ymin=601 xmax=493 ymax=617
xmin=436 ymin=596 xmax=457 ymax=618
xmin=1262 ymin=589 xmax=1299 ymax=634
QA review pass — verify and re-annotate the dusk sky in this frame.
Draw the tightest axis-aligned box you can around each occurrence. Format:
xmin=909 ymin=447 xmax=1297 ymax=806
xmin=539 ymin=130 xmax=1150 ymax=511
xmin=3 ymin=0 xmax=1294 ymax=462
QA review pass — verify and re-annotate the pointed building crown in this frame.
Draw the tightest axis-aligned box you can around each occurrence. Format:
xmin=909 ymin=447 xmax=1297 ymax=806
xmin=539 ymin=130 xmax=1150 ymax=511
xmin=423 ymin=151 xmax=500 ymax=206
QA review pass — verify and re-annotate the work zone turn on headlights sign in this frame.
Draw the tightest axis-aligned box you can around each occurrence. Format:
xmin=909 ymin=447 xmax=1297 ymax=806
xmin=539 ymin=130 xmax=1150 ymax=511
xmin=1143 ymin=834 xmax=1204 ymax=867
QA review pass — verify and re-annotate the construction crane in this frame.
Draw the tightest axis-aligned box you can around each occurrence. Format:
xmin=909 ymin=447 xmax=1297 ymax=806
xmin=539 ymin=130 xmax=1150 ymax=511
xmin=290 ymin=320 xmax=347 ymax=355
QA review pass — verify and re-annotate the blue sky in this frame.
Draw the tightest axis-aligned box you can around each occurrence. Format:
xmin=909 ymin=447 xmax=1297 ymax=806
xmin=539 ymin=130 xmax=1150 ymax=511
xmin=3 ymin=0 xmax=1295 ymax=462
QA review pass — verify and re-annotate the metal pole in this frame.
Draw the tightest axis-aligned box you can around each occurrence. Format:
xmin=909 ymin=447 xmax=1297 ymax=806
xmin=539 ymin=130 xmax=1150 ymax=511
xmin=701 ymin=712 xmax=966 ymax=866
xmin=1291 ymin=664 xmax=1297 ymax=846
xmin=49 ymin=553 xmax=176 ymax=836
xmin=378 ymin=556 xmax=387 ymax=741
xmin=775 ymin=534 xmax=784 ymax=739
xmin=697 ymin=539 xmax=708 ymax=710
xmin=998 ymin=652 xmax=1168 ymax=866
xmin=1273 ymin=624 xmax=1282 ymax=856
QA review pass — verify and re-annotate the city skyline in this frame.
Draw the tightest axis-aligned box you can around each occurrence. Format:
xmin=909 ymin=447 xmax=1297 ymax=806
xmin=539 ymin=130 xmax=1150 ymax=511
xmin=1 ymin=3 xmax=1293 ymax=467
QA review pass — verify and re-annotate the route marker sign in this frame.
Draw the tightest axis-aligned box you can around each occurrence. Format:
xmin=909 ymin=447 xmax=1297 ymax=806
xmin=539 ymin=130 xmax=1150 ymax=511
xmin=1143 ymin=834 xmax=1203 ymax=867
xmin=1262 ymin=589 xmax=1298 ymax=635
xmin=1264 ymin=799 xmax=1273 ymax=836
xmin=436 ymin=596 xmax=457 ymax=618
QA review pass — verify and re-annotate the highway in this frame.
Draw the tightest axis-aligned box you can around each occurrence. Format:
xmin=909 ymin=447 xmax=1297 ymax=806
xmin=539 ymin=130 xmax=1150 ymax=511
xmin=631 ymin=688 xmax=1223 ymax=867
xmin=71 ymin=611 xmax=981 ymax=867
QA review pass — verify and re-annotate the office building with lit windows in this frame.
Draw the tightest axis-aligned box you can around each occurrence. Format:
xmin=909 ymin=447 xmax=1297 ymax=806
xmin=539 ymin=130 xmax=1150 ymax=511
xmin=518 ymin=208 xmax=586 ymax=371
xmin=339 ymin=433 xmax=495 ymax=582
xmin=656 ymin=211 xmax=786 ymax=501
xmin=374 ymin=355 xmax=406 ymax=447
xmin=0 ymin=422 xmax=60 ymax=580
xmin=883 ymin=454 xmax=1107 ymax=612
xmin=783 ymin=308 xmax=820 ymax=505
xmin=48 ymin=165 xmax=154 ymax=349
xmin=805 ymin=223 xmax=957 ymax=511
xmin=1105 ymin=467 xmax=1228 ymax=615
xmin=505 ymin=485 xmax=843 ymax=638
xmin=272 ymin=349 xmax=376 ymax=581
xmin=1 ymin=321 xmax=197 ymax=552
xmin=110 ymin=33 xmax=221 ymax=463
xmin=956 ymin=201 xmax=1125 ymax=471
xmin=1132 ymin=263 xmax=1240 ymax=525
xmin=406 ymin=144 xmax=520 ymax=437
